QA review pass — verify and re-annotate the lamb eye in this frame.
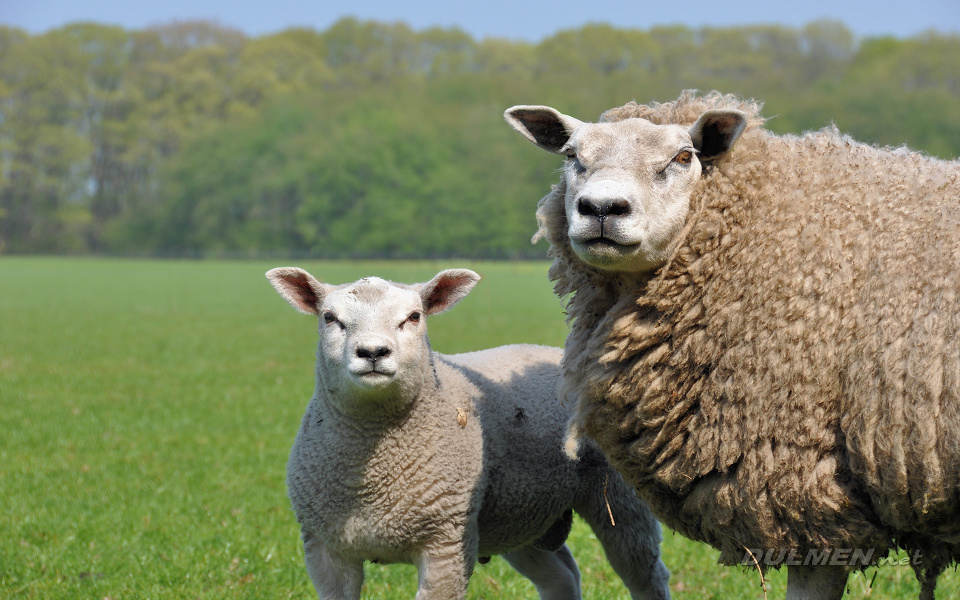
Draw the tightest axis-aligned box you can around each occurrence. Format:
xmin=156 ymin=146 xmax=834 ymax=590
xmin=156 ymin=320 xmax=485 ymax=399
xmin=674 ymin=150 xmax=693 ymax=165
xmin=323 ymin=312 xmax=337 ymax=325
xmin=408 ymin=312 xmax=421 ymax=324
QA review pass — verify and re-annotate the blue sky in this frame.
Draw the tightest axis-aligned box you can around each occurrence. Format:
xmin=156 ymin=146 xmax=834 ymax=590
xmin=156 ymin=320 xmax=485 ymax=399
xmin=2 ymin=0 xmax=958 ymax=40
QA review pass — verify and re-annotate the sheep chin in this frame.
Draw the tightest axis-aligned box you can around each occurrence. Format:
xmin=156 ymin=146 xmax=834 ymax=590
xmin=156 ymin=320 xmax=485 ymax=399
xmin=570 ymin=239 xmax=661 ymax=273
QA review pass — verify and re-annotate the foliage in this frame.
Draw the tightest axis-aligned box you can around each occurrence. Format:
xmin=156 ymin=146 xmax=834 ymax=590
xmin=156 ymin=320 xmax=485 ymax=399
xmin=0 ymin=19 xmax=958 ymax=256
xmin=4 ymin=257 xmax=956 ymax=598
xmin=139 ymin=85 xmax=558 ymax=258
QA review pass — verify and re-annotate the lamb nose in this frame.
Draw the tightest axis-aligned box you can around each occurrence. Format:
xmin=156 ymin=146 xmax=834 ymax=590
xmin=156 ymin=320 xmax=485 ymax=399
xmin=357 ymin=346 xmax=391 ymax=360
xmin=577 ymin=197 xmax=630 ymax=219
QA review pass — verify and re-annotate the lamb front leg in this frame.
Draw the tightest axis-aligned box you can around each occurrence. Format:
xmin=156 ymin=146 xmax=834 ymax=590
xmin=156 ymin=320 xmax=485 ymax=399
xmin=415 ymin=540 xmax=475 ymax=600
xmin=302 ymin=529 xmax=364 ymax=600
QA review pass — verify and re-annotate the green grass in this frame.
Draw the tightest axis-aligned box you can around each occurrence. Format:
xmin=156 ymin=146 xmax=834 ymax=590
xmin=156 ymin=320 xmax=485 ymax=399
xmin=1 ymin=257 xmax=953 ymax=598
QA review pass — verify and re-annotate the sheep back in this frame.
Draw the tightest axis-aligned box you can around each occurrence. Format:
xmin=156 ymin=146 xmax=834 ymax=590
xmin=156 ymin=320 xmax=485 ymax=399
xmin=546 ymin=91 xmax=960 ymax=566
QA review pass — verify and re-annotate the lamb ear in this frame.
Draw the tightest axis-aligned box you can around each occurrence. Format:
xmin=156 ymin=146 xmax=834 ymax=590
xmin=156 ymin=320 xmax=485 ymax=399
xmin=504 ymin=105 xmax=584 ymax=154
xmin=419 ymin=269 xmax=481 ymax=315
xmin=689 ymin=109 xmax=747 ymax=162
xmin=266 ymin=267 xmax=331 ymax=316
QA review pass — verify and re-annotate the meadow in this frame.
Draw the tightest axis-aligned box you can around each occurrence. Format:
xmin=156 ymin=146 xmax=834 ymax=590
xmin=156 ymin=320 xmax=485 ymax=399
xmin=1 ymin=257 xmax=952 ymax=598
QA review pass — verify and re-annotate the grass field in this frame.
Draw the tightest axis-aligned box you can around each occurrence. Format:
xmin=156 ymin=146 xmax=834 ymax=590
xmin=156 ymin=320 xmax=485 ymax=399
xmin=1 ymin=257 xmax=952 ymax=598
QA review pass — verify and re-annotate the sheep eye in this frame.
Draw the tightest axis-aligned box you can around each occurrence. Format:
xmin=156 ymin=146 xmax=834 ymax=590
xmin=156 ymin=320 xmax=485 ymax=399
xmin=322 ymin=312 xmax=337 ymax=325
xmin=566 ymin=153 xmax=586 ymax=174
xmin=674 ymin=150 xmax=693 ymax=165
xmin=407 ymin=312 xmax=421 ymax=325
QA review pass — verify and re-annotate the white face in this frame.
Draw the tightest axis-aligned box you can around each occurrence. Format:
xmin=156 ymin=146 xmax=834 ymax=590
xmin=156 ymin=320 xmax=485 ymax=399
xmin=267 ymin=267 xmax=479 ymax=414
xmin=560 ymin=118 xmax=701 ymax=272
xmin=317 ymin=278 xmax=428 ymax=402
xmin=505 ymin=104 xmax=745 ymax=274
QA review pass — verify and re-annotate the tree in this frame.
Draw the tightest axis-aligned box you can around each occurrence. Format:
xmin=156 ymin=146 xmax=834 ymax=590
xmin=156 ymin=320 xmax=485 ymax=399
xmin=1 ymin=19 xmax=958 ymax=256
xmin=0 ymin=26 xmax=91 ymax=252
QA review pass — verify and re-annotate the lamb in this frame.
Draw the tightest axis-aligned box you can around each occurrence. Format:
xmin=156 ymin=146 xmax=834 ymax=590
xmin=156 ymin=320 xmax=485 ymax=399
xmin=504 ymin=90 xmax=960 ymax=600
xmin=266 ymin=266 xmax=671 ymax=600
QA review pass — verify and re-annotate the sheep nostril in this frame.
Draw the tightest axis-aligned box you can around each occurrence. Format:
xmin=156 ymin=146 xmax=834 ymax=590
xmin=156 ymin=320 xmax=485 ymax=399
xmin=357 ymin=346 xmax=390 ymax=360
xmin=578 ymin=198 xmax=630 ymax=219
xmin=578 ymin=198 xmax=602 ymax=218
xmin=607 ymin=200 xmax=630 ymax=217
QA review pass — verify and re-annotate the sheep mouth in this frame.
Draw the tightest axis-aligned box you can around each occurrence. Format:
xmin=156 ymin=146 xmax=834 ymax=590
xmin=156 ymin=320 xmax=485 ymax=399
xmin=584 ymin=237 xmax=631 ymax=248
xmin=351 ymin=367 xmax=397 ymax=383
xmin=577 ymin=237 xmax=640 ymax=253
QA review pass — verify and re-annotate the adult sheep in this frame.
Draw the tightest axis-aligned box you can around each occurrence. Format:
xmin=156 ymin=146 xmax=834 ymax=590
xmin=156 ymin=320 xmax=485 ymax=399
xmin=267 ymin=267 xmax=671 ymax=600
xmin=504 ymin=90 xmax=960 ymax=600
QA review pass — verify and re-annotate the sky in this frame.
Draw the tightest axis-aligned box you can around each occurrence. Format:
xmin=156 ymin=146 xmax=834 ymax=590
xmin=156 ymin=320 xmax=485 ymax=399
xmin=1 ymin=0 xmax=958 ymax=41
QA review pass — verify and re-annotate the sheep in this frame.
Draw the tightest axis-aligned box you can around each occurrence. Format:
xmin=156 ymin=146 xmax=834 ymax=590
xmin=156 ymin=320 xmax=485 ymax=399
xmin=265 ymin=266 xmax=671 ymax=600
xmin=504 ymin=90 xmax=960 ymax=600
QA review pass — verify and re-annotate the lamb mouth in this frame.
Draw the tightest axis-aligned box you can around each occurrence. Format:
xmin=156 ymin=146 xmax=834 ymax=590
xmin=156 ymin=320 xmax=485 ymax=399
xmin=360 ymin=369 xmax=393 ymax=376
xmin=352 ymin=368 xmax=397 ymax=380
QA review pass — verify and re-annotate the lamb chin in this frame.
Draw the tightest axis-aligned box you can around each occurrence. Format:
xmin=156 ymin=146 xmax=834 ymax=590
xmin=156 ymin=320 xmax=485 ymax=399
xmin=351 ymin=371 xmax=397 ymax=389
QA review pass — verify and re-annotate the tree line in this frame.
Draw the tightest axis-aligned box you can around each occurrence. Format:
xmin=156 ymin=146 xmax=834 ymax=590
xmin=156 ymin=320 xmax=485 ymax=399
xmin=1 ymin=18 xmax=958 ymax=257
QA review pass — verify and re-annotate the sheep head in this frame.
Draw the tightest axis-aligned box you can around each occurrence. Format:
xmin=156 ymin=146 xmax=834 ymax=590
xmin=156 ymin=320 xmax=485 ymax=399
xmin=505 ymin=105 xmax=746 ymax=273
xmin=267 ymin=267 xmax=480 ymax=412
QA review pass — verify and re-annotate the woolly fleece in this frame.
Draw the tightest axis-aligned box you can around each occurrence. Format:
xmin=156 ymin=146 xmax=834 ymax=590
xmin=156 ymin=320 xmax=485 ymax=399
xmin=533 ymin=91 xmax=960 ymax=589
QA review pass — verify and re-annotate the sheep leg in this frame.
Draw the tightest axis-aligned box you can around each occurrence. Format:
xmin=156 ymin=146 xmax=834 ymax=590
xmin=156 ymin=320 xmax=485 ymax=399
xmin=301 ymin=529 xmax=364 ymax=600
xmin=577 ymin=471 xmax=671 ymax=600
xmin=502 ymin=543 xmax=583 ymax=600
xmin=415 ymin=542 xmax=474 ymax=600
xmin=785 ymin=565 xmax=848 ymax=600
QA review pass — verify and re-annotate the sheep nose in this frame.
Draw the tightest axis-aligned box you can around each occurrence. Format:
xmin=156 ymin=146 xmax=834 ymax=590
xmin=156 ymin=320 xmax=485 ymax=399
xmin=356 ymin=345 xmax=391 ymax=361
xmin=577 ymin=197 xmax=630 ymax=219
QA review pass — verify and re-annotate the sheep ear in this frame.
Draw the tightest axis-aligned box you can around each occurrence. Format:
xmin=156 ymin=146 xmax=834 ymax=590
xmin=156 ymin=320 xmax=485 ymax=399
xmin=266 ymin=267 xmax=331 ymax=316
xmin=419 ymin=269 xmax=481 ymax=315
xmin=689 ymin=109 xmax=747 ymax=162
xmin=504 ymin=105 xmax=584 ymax=154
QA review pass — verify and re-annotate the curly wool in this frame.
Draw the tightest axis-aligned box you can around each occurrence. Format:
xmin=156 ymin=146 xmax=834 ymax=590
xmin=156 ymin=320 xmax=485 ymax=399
xmin=546 ymin=91 xmax=960 ymax=578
